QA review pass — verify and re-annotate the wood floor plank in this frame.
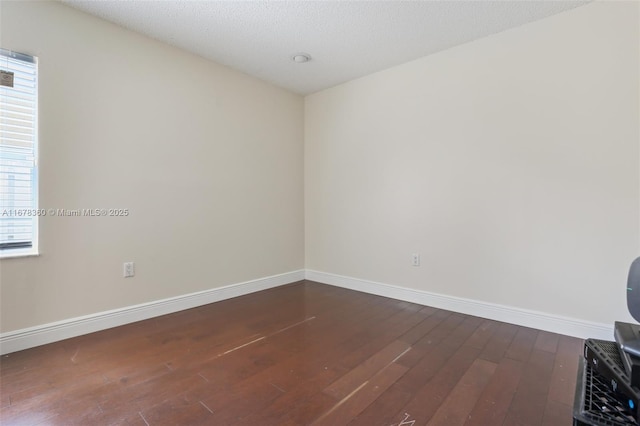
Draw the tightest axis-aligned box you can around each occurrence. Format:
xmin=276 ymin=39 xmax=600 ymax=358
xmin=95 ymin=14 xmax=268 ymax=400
xmin=211 ymin=294 xmax=419 ymax=425
xmin=312 ymin=362 xmax=408 ymax=426
xmin=398 ymin=309 xmax=449 ymax=345
xmin=388 ymin=345 xmax=483 ymax=425
xmin=39 ymin=394 xmax=120 ymax=426
xmin=101 ymin=370 xmax=206 ymax=415
xmin=0 ymin=391 xmax=9 ymax=410
xmin=542 ymin=399 xmax=573 ymax=426
xmin=464 ymin=357 xmax=525 ymax=426
xmin=427 ymin=358 xmax=497 ymax=426
xmin=2 ymin=369 xmax=177 ymax=425
xmin=242 ymin=383 xmax=337 ymax=426
xmin=504 ymin=326 xmax=539 ymax=362
xmin=478 ymin=322 xmax=519 ymax=363
xmin=234 ymin=307 xmax=420 ymax=424
xmin=534 ymin=331 xmax=560 ymax=353
xmin=547 ymin=335 xmax=582 ymax=406
xmin=0 ymin=345 xmax=71 ymax=378
xmin=186 ymin=290 xmax=409 ymax=424
xmin=196 ymin=337 xmax=292 ymax=385
xmin=324 ymin=339 xmax=411 ymax=400
xmin=198 ymin=381 xmax=284 ymax=425
xmin=333 ymin=304 xmax=429 ymax=372
xmin=502 ymin=348 xmax=556 ymax=426
xmin=0 ymin=369 xmax=110 ymax=422
xmin=118 ymin=412 xmax=151 ymax=426
xmin=347 ymin=383 xmax=414 ymax=426
xmin=395 ymin=316 xmax=483 ymax=393
xmin=465 ymin=319 xmax=499 ymax=350
xmin=395 ymin=312 xmax=463 ymax=369
xmin=188 ymin=287 xmax=395 ymax=393
xmin=1 ymin=401 xmax=58 ymax=425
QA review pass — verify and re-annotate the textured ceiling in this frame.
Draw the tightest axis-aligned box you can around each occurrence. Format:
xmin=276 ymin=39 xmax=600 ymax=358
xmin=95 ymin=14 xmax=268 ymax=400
xmin=61 ymin=1 xmax=589 ymax=95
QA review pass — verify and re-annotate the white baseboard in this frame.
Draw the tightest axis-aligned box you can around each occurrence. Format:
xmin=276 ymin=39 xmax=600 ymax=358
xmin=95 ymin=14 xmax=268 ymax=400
xmin=305 ymin=270 xmax=613 ymax=341
xmin=0 ymin=270 xmax=305 ymax=355
xmin=0 ymin=268 xmax=613 ymax=355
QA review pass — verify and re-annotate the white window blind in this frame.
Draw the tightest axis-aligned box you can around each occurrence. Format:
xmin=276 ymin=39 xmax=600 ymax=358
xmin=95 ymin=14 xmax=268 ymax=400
xmin=0 ymin=49 xmax=38 ymax=253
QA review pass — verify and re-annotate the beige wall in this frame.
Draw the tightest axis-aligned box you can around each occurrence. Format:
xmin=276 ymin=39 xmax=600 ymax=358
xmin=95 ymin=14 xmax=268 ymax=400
xmin=305 ymin=1 xmax=639 ymax=325
xmin=0 ymin=1 xmax=304 ymax=332
xmin=1 ymin=0 xmax=638 ymax=336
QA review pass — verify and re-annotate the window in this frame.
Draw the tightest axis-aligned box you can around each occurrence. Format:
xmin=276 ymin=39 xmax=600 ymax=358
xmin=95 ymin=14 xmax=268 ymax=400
xmin=0 ymin=49 xmax=38 ymax=257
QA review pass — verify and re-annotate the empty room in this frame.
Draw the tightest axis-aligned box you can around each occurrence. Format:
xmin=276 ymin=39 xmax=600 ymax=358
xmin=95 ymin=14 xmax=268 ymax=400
xmin=0 ymin=0 xmax=638 ymax=425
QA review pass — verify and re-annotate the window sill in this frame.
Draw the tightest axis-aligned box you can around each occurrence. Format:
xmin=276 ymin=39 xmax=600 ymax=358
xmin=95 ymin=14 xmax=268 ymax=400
xmin=0 ymin=249 xmax=40 ymax=259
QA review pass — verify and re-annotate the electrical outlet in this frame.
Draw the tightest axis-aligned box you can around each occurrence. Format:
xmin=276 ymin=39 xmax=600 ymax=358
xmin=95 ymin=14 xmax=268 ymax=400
xmin=123 ymin=262 xmax=135 ymax=278
xmin=412 ymin=253 xmax=420 ymax=266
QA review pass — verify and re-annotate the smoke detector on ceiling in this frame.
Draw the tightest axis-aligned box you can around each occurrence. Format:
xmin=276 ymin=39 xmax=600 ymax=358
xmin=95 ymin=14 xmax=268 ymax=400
xmin=292 ymin=53 xmax=311 ymax=63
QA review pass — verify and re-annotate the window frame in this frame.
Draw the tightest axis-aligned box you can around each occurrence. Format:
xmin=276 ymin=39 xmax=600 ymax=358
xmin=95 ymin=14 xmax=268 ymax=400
xmin=0 ymin=48 xmax=39 ymax=259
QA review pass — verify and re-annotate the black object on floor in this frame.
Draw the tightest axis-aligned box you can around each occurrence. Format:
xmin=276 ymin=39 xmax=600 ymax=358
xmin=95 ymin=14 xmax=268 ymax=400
xmin=615 ymin=322 xmax=640 ymax=387
xmin=574 ymin=340 xmax=639 ymax=425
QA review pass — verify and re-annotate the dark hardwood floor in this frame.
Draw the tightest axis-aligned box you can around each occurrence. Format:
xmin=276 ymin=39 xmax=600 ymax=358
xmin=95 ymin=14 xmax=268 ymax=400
xmin=0 ymin=280 xmax=582 ymax=425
